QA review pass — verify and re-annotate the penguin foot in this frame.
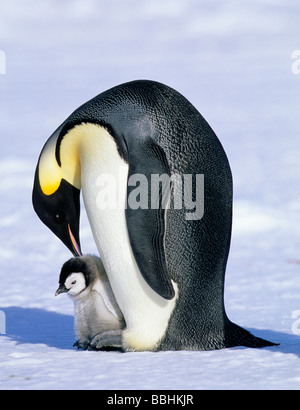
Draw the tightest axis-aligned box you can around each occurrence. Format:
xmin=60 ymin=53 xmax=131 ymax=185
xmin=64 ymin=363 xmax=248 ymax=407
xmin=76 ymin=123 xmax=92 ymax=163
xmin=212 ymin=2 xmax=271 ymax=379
xmin=88 ymin=330 xmax=123 ymax=350
xmin=73 ymin=340 xmax=89 ymax=350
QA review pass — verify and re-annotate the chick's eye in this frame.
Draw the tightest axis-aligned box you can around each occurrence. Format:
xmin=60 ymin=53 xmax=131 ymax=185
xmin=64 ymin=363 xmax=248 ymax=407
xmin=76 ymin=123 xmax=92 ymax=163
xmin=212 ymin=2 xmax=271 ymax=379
xmin=71 ymin=280 xmax=76 ymax=285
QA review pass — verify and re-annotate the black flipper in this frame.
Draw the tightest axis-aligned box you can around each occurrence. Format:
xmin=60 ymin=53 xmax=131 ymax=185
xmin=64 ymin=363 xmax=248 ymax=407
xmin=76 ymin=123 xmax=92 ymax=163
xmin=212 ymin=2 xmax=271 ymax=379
xmin=125 ymin=139 xmax=175 ymax=300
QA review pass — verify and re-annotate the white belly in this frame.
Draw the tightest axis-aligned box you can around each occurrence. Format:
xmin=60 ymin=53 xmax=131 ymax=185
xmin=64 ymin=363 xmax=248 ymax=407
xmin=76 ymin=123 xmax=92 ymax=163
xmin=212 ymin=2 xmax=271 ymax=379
xmin=80 ymin=126 xmax=178 ymax=351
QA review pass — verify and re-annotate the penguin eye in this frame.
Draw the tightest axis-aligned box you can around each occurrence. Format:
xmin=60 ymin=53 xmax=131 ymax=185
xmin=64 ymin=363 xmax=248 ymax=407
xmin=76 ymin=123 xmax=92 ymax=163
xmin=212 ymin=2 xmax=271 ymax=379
xmin=54 ymin=212 xmax=65 ymax=224
xmin=71 ymin=280 xmax=76 ymax=285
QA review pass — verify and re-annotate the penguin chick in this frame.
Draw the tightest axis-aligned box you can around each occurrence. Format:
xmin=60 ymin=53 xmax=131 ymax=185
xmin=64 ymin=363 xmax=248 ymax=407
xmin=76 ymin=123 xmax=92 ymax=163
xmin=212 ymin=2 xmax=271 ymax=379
xmin=55 ymin=254 xmax=125 ymax=350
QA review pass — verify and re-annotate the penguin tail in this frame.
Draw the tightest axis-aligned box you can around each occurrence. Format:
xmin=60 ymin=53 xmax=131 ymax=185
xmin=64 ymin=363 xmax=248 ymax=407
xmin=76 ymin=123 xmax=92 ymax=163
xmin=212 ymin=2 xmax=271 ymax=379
xmin=225 ymin=321 xmax=279 ymax=349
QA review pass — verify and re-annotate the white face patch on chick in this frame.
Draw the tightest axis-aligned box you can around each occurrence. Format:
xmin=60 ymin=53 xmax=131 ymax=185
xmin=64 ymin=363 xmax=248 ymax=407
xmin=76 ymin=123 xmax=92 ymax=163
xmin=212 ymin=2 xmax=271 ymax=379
xmin=63 ymin=272 xmax=86 ymax=296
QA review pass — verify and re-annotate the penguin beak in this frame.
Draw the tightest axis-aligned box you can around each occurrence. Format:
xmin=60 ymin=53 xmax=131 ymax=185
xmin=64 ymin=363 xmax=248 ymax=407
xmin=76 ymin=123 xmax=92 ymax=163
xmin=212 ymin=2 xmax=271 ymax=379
xmin=32 ymin=173 xmax=82 ymax=258
xmin=55 ymin=284 xmax=68 ymax=296
xmin=68 ymin=224 xmax=82 ymax=257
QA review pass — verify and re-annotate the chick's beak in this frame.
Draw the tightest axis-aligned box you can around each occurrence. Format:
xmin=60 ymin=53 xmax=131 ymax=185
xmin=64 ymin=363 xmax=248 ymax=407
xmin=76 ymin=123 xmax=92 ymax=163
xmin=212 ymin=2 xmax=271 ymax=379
xmin=55 ymin=284 xmax=68 ymax=297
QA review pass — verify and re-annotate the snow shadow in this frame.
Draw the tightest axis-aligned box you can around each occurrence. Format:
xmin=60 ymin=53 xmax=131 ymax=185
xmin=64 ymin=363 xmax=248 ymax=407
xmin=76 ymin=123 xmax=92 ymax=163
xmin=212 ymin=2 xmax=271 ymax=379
xmin=232 ymin=328 xmax=300 ymax=357
xmin=1 ymin=307 xmax=75 ymax=350
xmin=1 ymin=307 xmax=299 ymax=355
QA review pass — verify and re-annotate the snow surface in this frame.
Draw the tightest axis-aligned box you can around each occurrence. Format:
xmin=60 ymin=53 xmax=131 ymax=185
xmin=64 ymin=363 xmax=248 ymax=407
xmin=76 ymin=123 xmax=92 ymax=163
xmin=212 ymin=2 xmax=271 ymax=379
xmin=1 ymin=0 xmax=300 ymax=390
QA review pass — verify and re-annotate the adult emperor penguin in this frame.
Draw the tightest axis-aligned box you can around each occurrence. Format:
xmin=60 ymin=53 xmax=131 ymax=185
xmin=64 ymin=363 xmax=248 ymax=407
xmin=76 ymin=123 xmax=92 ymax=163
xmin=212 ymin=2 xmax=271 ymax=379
xmin=32 ymin=79 xmax=276 ymax=351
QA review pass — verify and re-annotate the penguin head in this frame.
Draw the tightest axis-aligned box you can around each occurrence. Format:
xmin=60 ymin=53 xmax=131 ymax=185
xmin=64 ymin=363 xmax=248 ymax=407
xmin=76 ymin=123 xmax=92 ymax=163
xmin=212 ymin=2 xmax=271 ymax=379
xmin=32 ymin=127 xmax=82 ymax=257
xmin=56 ymin=272 xmax=86 ymax=296
xmin=55 ymin=256 xmax=95 ymax=297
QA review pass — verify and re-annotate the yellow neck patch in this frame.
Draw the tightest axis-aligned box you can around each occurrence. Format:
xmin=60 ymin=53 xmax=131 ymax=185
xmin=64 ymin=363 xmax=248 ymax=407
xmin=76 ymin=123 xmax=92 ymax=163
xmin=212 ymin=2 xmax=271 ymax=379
xmin=38 ymin=123 xmax=110 ymax=196
xmin=38 ymin=131 xmax=63 ymax=195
